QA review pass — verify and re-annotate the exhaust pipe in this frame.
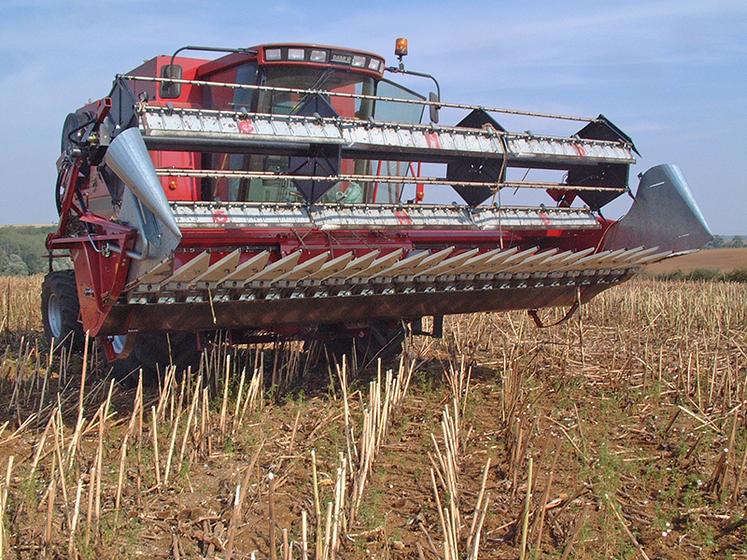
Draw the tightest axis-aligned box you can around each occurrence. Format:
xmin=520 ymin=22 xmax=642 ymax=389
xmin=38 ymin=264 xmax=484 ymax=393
xmin=104 ymin=128 xmax=181 ymax=238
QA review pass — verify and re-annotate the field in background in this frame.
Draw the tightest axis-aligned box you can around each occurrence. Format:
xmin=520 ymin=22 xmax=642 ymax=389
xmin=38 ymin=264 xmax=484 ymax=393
xmin=1 ymin=223 xmax=745 ymax=279
xmin=0 ymin=276 xmax=745 ymax=559
xmin=647 ymin=248 xmax=747 ymax=274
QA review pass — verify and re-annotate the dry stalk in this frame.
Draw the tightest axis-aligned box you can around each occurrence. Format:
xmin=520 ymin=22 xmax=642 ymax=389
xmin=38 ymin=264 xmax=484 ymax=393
xmin=68 ymin=475 xmax=84 ymax=558
xmin=444 ymin=355 xmax=472 ymax=417
xmin=605 ymin=494 xmax=651 ymax=560
xmin=330 ymin=452 xmax=348 ymax=557
xmin=269 ymin=472 xmax=277 ymax=560
xmin=225 ymin=482 xmax=241 ymax=560
xmin=76 ymin=331 xmax=90 ymax=427
xmin=349 ymin=359 xmax=414 ymax=524
xmin=301 ymin=509 xmax=309 ymax=560
xmin=220 ymin=355 xmax=231 ymax=436
xmin=560 ymin=506 xmax=589 ymax=560
xmin=115 ymin=379 xmax=143 ymax=520
xmin=519 ymin=456 xmax=533 ymax=560
xmin=322 ymin=501 xmax=333 ymax=560
xmin=84 ymin=463 xmax=96 ymax=547
xmin=231 ymin=367 xmax=246 ymax=437
xmin=163 ymin=412 xmax=181 ymax=485
xmin=466 ymin=458 xmax=491 ymax=560
xmin=45 ymin=456 xmax=56 ymax=545
xmin=430 ymin=467 xmax=457 ymax=560
xmin=732 ymin=441 xmax=747 ymax=505
xmin=0 ymin=456 xmax=14 ymax=557
xmin=282 ymin=528 xmax=290 ymax=560
xmin=151 ymin=406 xmax=161 ymax=489
xmin=311 ymin=449 xmax=323 ymax=560
xmin=178 ymin=374 xmax=202 ymax=470
xmin=429 ymin=401 xmax=462 ymax=535
xmin=336 ymin=357 xmax=357 ymax=473
xmin=531 ymin=450 xmax=558 ymax=550
xmin=429 ymin=403 xmax=491 ymax=559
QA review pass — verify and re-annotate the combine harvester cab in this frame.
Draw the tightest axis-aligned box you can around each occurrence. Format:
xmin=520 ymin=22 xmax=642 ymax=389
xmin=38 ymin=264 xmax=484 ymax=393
xmin=42 ymin=40 xmax=712 ymax=377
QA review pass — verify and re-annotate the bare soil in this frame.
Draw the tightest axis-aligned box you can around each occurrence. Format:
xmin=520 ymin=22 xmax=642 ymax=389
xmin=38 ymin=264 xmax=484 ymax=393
xmin=646 ymin=248 xmax=747 ymax=273
xmin=0 ymin=277 xmax=745 ymax=559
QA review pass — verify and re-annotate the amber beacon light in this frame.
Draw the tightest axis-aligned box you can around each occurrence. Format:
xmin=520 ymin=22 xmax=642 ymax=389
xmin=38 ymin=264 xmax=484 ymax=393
xmin=394 ymin=37 xmax=408 ymax=57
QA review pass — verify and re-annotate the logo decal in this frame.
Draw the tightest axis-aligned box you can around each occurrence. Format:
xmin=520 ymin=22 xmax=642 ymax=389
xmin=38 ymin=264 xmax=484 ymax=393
xmin=238 ymin=119 xmax=255 ymax=134
xmin=425 ymin=132 xmax=441 ymax=149
xmin=212 ymin=209 xmax=229 ymax=224
xmin=394 ymin=210 xmax=413 ymax=225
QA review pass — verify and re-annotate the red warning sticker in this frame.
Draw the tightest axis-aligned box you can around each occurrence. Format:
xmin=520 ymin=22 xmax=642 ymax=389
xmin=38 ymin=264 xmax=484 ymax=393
xmin=425 ymin=132 xmax=441 ymax=149
xmin=394 ymin=210 xmax=413 ymax=225
xmin=212 ymin=209 xmax=229 ymax=224
xmin=238 ymin=119 xmax=255 ymax=134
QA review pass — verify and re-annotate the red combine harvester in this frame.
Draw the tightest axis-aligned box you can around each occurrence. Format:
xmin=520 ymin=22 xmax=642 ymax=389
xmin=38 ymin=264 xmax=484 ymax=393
xmin=43 ymin=40 xmax=712 ymax=377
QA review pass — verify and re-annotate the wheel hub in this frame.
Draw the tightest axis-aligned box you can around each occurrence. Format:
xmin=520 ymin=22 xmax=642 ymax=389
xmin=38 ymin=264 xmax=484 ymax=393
xmin=110 ymin=334 xmax=128 ymax=355
xmin=47 ymin=293 xmax=63 ymax=339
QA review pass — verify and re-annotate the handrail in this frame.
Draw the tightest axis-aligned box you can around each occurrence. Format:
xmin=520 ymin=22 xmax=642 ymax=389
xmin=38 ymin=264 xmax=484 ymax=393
xmin=155 ymin=168 xmax=625 ymax=192
xmin=119 ymin=73 xmax=598 ymax=123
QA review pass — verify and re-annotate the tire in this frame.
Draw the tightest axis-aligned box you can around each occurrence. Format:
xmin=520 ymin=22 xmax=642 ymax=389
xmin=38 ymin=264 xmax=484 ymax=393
xmin=41 ymin=270 xmax=85 ymax=353
xmin=61 ymin=111 xmax=93 ymax=154
xmin=103 ymin=332 xmax=200 ymax=385
xmin=57 ymin=111 xmax=94 ymax=214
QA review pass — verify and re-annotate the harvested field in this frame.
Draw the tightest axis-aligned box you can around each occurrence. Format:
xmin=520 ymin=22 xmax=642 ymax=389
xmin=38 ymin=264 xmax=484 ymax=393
xmin=0 ymin=275 xmax=745 ymax=559
xmin=646 ymin=248 xmax=747 ymax=274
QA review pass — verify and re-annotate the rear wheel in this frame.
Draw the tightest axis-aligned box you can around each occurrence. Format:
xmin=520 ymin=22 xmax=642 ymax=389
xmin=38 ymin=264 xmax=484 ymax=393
xmin=102 ymin=332 xmax=200 ymax=385
xmin=60 ymin=111 xmax=93 ymax=154
xmin=41 ymin=270 xmax=85 ymax=352
xmin=57 ymin=111 xmax=94 ymax=214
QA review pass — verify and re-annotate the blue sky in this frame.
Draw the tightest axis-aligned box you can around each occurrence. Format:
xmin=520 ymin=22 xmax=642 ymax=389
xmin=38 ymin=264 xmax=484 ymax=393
xmin=0 ymin=0 xmax=744 ymax=234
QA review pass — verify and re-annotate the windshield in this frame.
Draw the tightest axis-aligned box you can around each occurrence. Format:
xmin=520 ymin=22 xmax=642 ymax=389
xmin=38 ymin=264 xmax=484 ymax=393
xmin=258 ymin=66 xmax=375 ymax=118
xmin=205 ymin=64 xmax=426 ymax=205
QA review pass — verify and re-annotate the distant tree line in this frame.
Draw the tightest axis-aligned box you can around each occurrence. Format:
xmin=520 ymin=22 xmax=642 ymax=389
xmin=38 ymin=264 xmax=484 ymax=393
xmin=707 ymin=235 xmax=744 ymax=249
xmin=0 ymin=226 xmax=56 ymax=275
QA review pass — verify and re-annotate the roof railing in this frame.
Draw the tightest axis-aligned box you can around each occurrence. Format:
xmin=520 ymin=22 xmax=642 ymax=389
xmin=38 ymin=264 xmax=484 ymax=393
xmin=117 ymin=73 xmax=599 ymax=123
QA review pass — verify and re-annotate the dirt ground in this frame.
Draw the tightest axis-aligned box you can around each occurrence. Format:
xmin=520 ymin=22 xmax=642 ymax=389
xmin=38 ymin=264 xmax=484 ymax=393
xmin=646 ymin=248 xmax=747 ymax=274
xmin=0 ymin=277 xmax=745 ymax=559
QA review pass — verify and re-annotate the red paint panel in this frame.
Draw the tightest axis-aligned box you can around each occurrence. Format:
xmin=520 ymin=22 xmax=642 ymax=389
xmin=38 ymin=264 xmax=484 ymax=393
xmin=151 ymin=150 xmax=199 ymax=201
